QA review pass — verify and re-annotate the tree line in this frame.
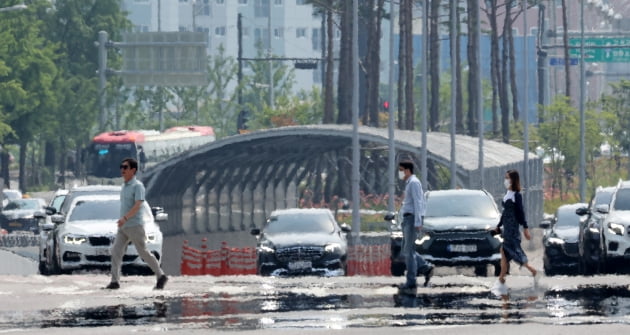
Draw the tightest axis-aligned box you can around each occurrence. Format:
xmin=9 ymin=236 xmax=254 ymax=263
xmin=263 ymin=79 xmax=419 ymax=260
xmin=1 ymin=0 xmax=629 ymax=198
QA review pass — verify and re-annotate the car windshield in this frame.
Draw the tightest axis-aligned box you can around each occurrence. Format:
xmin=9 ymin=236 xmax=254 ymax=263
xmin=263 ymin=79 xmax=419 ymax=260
xmin=3 ymin=190 xmax=22 ymax=200
xmin=69 ymin=199 xmax=120 ymax=221
xmin=3 ymin=199 xmax=41 ymax=211
xmin=425 ymin=193 xmax=499 ymax=219
xmin=555 ymin=207 xmax=581 ymax=227
xmin=613 ymin=189 xmax=630 ymax=211
xmin=264 ymin=212 xmax=335 ymax=234
xmin=50 ymin=195 xmax=66 ymax=212
xmin=594 ymin=190 xmax=613 ymax=206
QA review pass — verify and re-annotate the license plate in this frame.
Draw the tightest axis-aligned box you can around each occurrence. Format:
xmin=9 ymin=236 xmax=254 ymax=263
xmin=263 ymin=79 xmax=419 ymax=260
xmin=8 ymin=222 xmax=22 ymax=227
xmin=448 ymin=244 xmax=477 ymax=253
xmin=288 ymin=260 xmax=312 ymax=270
xmin=94 ymin=248 xmax=111 ymax=256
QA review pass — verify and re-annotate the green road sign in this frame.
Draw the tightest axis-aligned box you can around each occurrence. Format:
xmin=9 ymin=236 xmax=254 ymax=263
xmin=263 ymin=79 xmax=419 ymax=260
xmin=569 ymin=37 xmax=630 ymax=62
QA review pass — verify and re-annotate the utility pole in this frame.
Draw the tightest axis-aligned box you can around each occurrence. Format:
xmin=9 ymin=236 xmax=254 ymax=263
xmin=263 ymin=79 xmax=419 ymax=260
xmin=268 ymin=2 xmax=274 ymax=109
xmin=97 ymin=31 xmax=108 ymax=132
xmin=579 ymin=0 xmax=586 ymax=202
xmin=387 ymin=0 xmax=396 ymax=213
xmin=537 ymin=3 xmax=548 ymax=123
xmin=523 ymin=0 xmax=530 ymax=196
xmin=238 ymin=13 xmax=243 ymax=107
xmin=351 ymin=0 xmax=360 ymax=245
xmin=449 ymin=0 xmax=457 ymax=189
xmin=476 ymin=0 xmax=484 ymax=189
xmin=421 ymin=0 xmax=428 ymax=188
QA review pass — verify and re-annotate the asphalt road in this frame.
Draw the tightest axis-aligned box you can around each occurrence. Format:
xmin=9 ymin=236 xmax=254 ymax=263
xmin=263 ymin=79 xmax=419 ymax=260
xmin=1 ymin=270 xmax=629 ymax=334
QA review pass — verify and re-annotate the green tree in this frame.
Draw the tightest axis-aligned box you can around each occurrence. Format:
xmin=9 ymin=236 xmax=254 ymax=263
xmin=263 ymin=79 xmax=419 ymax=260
xmin=0 ymin=1 xmax=58 ymax=191
xmin=248 ymin=88 xmax=323 ymax=130
xmin=538 ymin=96 xmax=602 ymax=199
xmin=241 ymin=45 xmax=295 ymax=122
xmin=600 ymin=80 xmax=630 ymax=174
xmin=306 ymin=0 xmax=337 ymax=124
xmin=131 ymin=87 xmax=174 ymax=131
xmin=41 ymin=0 xmax=130 ymax=185
xmin=199 ymin=46 xmax=239 ymax=138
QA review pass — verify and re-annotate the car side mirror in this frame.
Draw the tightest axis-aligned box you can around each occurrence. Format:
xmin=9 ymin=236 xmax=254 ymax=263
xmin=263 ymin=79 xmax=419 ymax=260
xmin=34 ymin=210 xmax=46 ymax=219
xmin=251 ymin=228 xmax=261 ymax=236
xmin=384 ymin=212 xmax=396 ymax=221
xmin=595 ymin=204 xmax=609 ymax=214
xmin=539 ymin=221 xmax=551 ymax=229
xmin=340 ymin=223 xmax=351 ymax=232
xmin=151 ymin=206 xmax=164 ymax=217
xmin=575 ymin=207 xmax=590 ymax=216
xmin=40 ymin=222 xmax=55 ymax=231
xmin=51 ymin=214 xmax=65 ymax=224
xmin=44 ymin=206 xmax=57 ymax=216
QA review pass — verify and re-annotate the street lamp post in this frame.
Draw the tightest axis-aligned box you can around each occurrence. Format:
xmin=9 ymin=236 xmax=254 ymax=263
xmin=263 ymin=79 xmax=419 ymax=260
xmin=579 ymin=0 xmax=586 ymax=202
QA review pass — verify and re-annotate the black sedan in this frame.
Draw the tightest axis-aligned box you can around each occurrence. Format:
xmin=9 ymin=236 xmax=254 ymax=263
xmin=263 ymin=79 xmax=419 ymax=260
xmin=389 ymin=189 xmax=503 ymax=277
xmin=0 ymin=198 xmax=47 ymax=234
xmin=541 ymin=203 xmax=587 ymax=276
xmin=251 ymin=208 xmax=350 ymax=276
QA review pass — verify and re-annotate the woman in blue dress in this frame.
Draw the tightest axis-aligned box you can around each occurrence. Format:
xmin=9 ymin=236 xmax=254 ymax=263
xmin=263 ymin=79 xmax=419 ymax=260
xmin=495 ymin=169 xmax=537 ymax=287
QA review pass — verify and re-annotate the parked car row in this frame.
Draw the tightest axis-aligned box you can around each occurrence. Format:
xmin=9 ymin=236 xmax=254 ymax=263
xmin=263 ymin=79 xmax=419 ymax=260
xmin=541 ymin=180 xmax=630 ymax=275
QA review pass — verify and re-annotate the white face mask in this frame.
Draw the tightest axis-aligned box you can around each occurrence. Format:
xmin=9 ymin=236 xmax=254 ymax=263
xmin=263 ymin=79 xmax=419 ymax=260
xmin=504 ymin=179 xmax=511 ymax=189
xmin=398 ymin=170 xmax=406 ymax=180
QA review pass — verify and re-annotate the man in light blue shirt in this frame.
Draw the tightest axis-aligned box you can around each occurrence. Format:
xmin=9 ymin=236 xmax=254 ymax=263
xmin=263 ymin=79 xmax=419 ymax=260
xmin=398 ymin=161 xmax=433 ymax=292
xmin=104 ymin=157 xmax=167 ymax=290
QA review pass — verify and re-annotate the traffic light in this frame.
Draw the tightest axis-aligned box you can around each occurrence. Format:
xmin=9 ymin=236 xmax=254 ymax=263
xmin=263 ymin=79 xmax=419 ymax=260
xmin=237 ymin=110 xmax=250 ymax=133
xmin=382 ymin=100 xmax=390 ymax=111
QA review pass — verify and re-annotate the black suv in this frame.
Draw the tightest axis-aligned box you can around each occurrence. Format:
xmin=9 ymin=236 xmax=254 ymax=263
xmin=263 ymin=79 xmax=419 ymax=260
xmin=575 ymin=186 xmax=615 ymax=275
xmin=389 ymin=189 xmax=502 ymax=277
xmin=541 ymin=203 xmax=586 ymax=275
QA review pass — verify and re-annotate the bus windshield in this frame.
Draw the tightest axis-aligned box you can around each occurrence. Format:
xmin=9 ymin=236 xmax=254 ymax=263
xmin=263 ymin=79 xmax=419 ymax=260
xmin=86 ymin=143 xmax=137 ymax=178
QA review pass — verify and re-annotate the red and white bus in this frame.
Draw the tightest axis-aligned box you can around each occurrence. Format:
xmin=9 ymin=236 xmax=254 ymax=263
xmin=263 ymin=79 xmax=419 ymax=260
xmin=86 ymin=126 xmax=215 ymax=179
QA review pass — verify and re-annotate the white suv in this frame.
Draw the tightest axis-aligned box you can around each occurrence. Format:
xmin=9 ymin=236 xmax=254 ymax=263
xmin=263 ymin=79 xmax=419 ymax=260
xmin=600 ymin=180 xmax=630 ymax=272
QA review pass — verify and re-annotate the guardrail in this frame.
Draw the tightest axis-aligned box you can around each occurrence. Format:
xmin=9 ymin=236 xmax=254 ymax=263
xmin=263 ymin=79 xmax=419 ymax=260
xmin=0 ymin=234 xmax=39 ymax=248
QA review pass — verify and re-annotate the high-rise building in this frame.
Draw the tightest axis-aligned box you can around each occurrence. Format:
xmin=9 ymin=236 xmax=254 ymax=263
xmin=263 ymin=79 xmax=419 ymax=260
xmin=122 ymin=0 xmax=325 ymax=93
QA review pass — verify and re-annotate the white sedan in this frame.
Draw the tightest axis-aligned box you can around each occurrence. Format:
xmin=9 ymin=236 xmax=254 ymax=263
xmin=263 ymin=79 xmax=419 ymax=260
xmin=41 ymin=194 xmax=166 ymax=275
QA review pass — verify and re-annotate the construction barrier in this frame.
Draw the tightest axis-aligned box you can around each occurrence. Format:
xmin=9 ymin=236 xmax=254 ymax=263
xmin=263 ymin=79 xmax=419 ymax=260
xmin=346 ymin=244 xmax=391 ymax=276
xmin=180 ymin=238 xmax=390 ymax=276
xmin=180 ymin=239 xmax=257 ymax=276
xmin=180 ymin=240 xmax=203 ymax=275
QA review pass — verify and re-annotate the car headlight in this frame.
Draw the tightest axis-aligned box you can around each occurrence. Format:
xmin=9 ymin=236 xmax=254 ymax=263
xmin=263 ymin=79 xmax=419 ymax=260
xmin=416 ymin=234 xmax=430 ymax=245
xmin=325 ymin=243 xmax=342 ymax=253
xmin=608 ymin=222 xmax=625 ymax=236
xmin=63 ymin=234 xmax=87 ymax=245
xmin=390 ymin=231 xmax=403 ymax=239
xmin=259 ymin=241 xmax=275 ymax=253
xmin=547 ymin=237 xmax=565 ymax=245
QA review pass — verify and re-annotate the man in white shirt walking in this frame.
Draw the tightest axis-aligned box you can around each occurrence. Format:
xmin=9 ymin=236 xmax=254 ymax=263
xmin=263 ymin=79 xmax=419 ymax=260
xmin=398 ymin=161 xmax=434 ymax=293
